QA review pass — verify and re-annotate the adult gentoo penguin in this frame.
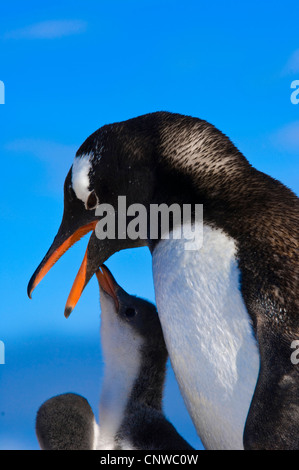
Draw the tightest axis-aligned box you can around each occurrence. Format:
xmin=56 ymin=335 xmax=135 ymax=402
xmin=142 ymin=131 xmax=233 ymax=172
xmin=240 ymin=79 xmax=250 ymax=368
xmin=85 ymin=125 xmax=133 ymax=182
xmin=28 ymin=112 xmax=299 ymax=450
xmin=36 ymin=266 xmax=193 ymax=451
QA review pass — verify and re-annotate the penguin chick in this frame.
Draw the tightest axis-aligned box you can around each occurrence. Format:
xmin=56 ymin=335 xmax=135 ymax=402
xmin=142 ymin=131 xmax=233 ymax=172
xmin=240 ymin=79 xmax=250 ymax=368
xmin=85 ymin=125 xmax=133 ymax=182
xmin=36 ymin=392 xmax=97 ymax=450
xmin=35 ymin=266 xmax=193 ymax=451
xmin=96 ymin=265 xmax=194 ymax=451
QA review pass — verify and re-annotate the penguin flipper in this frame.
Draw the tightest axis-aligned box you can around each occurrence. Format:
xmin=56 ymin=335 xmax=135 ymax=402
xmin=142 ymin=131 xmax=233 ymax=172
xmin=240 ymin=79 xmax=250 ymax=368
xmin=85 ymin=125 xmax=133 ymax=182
xmin=36 ymin=393 xmax=97 ymax=450
xmin=243 ymin=330 xmax=299 ymax=450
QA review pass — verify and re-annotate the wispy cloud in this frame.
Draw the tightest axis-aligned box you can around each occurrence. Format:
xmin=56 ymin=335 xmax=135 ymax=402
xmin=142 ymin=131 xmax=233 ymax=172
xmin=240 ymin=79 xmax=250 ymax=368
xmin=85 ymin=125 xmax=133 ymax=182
xmin=282 ymin=49 xmax=299 ymax=75
xmin=270 ymin=121 xmax=299 ymax=153
xmin=4 ymin=19 xmax=87 ymax=40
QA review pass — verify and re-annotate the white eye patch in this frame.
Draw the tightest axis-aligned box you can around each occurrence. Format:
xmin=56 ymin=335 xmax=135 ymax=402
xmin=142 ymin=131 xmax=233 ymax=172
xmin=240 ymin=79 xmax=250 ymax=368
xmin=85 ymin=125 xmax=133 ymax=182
xmin=71 ymin=154 xmax=92 ymax=203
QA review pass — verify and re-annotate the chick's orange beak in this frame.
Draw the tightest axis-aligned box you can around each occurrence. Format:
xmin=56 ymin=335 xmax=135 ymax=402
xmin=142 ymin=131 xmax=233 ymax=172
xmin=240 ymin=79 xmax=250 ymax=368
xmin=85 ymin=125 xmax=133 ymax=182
xmin=96 ymin=265 xmax=119 ymax=310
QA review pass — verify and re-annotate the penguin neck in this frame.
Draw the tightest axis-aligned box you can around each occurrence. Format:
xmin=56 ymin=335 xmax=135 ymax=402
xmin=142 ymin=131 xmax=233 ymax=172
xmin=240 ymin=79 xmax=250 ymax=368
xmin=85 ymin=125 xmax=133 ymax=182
xmin=153 ymin=118 xmax=297 ymax=249
xmin=114 ymin=343 xmax=168 ymax=450
xmin=98 ymin=298 xmax=167 ymax=447
xmin=126 ymin=343 xmax=168 ymax=412
xmin=99 ymin=335 xmax=167 ymax=427
xmin=157 ymin=116 xmax=252 ymax=199
xmin=146 ymin=130 xmax=254 ymax=255
xmin=98 ymin=312 xmax=142 ymax=448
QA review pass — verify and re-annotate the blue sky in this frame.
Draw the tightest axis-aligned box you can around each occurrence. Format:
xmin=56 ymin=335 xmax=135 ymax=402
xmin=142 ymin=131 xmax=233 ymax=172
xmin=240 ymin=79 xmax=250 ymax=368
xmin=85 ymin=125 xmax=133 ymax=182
xmin=0 ymin=0 xmax=298 ymax=450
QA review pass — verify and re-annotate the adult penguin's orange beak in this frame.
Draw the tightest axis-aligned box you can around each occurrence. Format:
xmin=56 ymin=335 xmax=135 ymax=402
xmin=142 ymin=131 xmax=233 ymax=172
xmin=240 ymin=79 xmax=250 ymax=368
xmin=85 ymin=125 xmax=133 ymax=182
xmin=63 ymin=231 xmax=141 ymax=318
xmin=27 ymin=220 xmax=98 ymax=300
xmin=27 ymin=167 xmax=99 ymax=300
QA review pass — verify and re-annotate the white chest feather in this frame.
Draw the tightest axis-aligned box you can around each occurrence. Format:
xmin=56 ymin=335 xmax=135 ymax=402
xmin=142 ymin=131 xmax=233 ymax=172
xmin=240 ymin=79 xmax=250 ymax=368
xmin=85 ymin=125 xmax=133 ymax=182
xmin=96 ymin=293 xmax=142 ymax=450
xmin=152 ymin=224 xmax=260 ymax=450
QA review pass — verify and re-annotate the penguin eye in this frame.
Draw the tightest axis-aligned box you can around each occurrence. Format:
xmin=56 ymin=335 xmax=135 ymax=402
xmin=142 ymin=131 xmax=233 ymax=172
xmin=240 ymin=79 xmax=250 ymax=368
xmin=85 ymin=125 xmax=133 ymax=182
xmin=85 ymin=190 xmax=98 ymax=210
xmin=123 ymin=307 xmax=136 ymax=318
